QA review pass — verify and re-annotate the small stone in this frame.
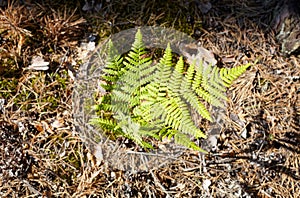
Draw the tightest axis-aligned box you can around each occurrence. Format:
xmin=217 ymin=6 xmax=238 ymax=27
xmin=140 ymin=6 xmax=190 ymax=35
xmin=241 ymin=128 xmax=248 ymax=139
xmin=202 ymin=179 xmax=211 ymax=191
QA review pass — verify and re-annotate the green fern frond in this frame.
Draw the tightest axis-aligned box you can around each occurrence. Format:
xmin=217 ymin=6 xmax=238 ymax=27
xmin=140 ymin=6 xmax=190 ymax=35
xmin=180 ymin=62 xmax=212 ymax=121
xmin=157 ymin=43 xmax=173 ymax=71
xmin=160 ymin=130 xmax=207 ymax=153
xmin=182 ymin=90 xmax=212 ymax=121
xmin=89 ymin=117 xmax=116 ymax=130
xmin=168 ymin=56 xmax=184 ymax=92
xmin=124 ymin=29 xmax=150 ymax=70
xmin=89 ymin=117 xmax=123 ymax=140
xmin=90 ymin=29 xmax=252 ymax=152
xmin=151 ymin=98 xmax=206 ymax=139
xmin=210 ymin=66 xmax=227 ymax=92
xmin=155 ymin=43 xmax=173 ymax=96
xmin=201 ymin=63 xmax=228 ymax=102
xmin=115 ymin=112 xmax=155 ymax=149
xmin=220 ymin=63 xmax=251 ymax=87
xmin=189 ymin=62 xmax=223 ymax=108
xmin=174 ymin=133 xmax=207 ymax=153
xmin=102 ymin=40 xmax=124 ymax=87
xmin=185 ymin=60 xmax=196 ymax=84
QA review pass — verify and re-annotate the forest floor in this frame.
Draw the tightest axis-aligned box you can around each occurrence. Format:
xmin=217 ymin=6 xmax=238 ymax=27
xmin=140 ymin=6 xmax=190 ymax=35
xmin=0 ymin=0 xmax=299 ymax=197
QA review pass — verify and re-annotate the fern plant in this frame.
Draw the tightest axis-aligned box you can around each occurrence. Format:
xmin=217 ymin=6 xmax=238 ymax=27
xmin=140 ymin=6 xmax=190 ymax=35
xmin=90 ymin=29 xmax=251 ymax=153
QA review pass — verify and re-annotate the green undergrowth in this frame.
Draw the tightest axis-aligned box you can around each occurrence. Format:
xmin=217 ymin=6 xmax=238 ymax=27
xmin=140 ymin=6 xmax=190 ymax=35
xmin=0 ymin=69 xmax=71 ymax=113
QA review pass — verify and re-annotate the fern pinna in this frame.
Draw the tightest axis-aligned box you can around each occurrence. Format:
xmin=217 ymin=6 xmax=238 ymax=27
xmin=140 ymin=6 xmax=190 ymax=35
xmin=90 ymin=29 xmax=251 ymax=152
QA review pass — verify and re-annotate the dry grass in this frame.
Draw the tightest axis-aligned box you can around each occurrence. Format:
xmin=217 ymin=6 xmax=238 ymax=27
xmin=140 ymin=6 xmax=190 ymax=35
xmin=0 ymin=0 xmax=299 ymax=197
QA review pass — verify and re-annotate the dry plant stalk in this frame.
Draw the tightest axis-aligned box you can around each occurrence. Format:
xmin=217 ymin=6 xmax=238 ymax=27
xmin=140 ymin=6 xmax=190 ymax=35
xmin=40 ymin=7 xmax=86 ymax=49
xmin=0 ymin=1 xmax=34 ymax=55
